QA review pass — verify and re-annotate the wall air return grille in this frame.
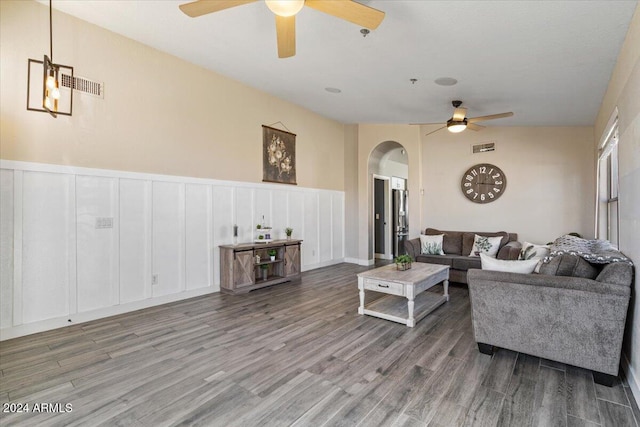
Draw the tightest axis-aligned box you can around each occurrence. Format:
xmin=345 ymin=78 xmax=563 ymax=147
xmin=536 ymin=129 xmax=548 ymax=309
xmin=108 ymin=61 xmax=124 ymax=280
xmin=61 ymin=74 xmax=103 ymax=98
xmin=472 ymin=142 xmax=495 ymax=154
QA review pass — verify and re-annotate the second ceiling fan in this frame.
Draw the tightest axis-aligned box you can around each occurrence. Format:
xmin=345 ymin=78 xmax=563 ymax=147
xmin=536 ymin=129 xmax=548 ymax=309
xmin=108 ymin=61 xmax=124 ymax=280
xmin=179 ymin=0 xmax=386 ymax=58
xmin=416 ymin=101 xmax=514 ymax=136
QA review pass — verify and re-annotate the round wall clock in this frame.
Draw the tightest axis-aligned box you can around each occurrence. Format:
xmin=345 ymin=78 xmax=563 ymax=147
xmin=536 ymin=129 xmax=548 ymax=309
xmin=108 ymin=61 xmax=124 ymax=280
xmin=461 ymin=163 xmax=507 ymax=204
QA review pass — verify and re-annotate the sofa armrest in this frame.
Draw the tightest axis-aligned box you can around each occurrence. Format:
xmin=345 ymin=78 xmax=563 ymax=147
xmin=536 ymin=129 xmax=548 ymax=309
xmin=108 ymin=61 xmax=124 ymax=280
xmin=497 ymin=241 xmax=522 ymax=260
xmin=467 ymin=269 xmax=630 ymax=298
xmin=404 ymin=238 xmax=420 ymax=260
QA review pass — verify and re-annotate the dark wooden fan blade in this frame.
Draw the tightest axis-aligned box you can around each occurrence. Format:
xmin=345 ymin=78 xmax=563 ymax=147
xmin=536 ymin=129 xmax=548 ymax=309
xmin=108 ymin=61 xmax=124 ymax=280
xmin=452 ymin=107 xmax=467 ymax=121
xmin=467 ymin=112 xmax=514 ymax=123
xmin=467 ymin=123 xmax=486 ymax=131
xmin=305 ymin=0 xmax=385 ymax=29
xmin=179 ymin=0 xmax=257 ymax=18
xmin=424 ymin=126 xmax=447 ymax=136
xmin=276 ymin=15 xmax=296 ymax=58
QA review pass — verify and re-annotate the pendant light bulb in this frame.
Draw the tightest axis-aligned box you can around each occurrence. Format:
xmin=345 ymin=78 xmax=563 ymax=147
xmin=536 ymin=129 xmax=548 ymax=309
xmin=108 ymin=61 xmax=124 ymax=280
xmin=51 ymin=87 xmax=61 ymax=100
xmin=46 ymin=74 xmax=56 ymax=90
xmin=44 ymin=96 xmax=52 ymax=110
xmin=265 ymin=0 xmax=305 ymax=17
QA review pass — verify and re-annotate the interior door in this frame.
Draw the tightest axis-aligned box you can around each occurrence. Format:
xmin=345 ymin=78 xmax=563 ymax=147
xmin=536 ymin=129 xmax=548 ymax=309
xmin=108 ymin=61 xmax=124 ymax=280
xmin=374 ymin=178 xmax=385 ymax=255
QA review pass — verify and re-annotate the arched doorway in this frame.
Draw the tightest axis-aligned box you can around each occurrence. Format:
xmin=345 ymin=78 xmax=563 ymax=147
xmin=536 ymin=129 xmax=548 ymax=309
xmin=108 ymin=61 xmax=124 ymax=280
xmin=369 ymin=141 xmax=409 ymax=260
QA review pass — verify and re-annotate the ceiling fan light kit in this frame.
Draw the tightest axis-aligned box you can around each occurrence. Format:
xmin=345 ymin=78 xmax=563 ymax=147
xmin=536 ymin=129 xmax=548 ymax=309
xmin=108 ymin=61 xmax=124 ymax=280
xmin=179 ymin=0 xmax=385 ymax=58
xmin=447 ymin=119 xmax=467 ymax=133
xmin=417 ymin=100 xmax=514 ymax=136
xmin=265 ymin=0 xmax=304 ymax=17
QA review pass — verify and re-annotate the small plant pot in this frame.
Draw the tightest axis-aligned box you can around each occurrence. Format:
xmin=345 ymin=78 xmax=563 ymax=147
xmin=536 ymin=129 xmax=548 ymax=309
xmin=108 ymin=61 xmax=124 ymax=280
xmin=396 ymin=262 xmax=412 ymax=271
xmin=261 ymin=268 xmax=268 ymax=280
xmin=270 ymin=255 xmax=276 ymax=261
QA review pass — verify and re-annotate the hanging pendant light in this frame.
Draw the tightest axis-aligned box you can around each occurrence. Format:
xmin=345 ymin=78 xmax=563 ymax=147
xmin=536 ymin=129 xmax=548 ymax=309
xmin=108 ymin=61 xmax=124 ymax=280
xmin=26 ymin=0 xmax=73 ymax=117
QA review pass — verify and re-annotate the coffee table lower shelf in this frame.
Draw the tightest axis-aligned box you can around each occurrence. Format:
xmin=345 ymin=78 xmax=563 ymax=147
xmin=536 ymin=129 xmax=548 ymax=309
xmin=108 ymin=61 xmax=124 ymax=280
xmin=360 ymin=291 xmax=448 ymax=327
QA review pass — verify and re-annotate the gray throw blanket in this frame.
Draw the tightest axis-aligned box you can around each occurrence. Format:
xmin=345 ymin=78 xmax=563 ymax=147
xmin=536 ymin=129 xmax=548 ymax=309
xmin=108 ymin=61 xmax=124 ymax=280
xmin=543 ymin=234 xmax=633 ymax=265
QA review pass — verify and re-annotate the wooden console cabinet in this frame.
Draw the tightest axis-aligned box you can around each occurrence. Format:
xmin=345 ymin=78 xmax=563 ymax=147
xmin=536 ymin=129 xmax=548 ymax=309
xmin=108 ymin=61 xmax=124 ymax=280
xmin=219 ymin=239 xmax=302 ymax=294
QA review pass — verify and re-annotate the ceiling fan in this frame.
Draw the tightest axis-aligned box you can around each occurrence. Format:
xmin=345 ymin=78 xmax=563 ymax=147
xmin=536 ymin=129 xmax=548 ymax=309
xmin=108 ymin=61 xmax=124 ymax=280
xmin=415 ymin=101 xmax=514 ymax=136
xmin=179 ymin=0 xmax=385 ymax=58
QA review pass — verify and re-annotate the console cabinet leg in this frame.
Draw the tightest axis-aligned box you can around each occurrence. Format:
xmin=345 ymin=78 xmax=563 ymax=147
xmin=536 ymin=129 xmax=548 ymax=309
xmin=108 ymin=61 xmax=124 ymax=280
xmin=592 ymin=371 xmax=616 ymax=387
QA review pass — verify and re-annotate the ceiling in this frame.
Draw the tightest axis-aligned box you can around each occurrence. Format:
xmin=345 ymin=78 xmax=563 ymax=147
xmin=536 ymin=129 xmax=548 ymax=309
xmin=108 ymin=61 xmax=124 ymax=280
xmin=47 ymin=0 xmax=638 ymax=126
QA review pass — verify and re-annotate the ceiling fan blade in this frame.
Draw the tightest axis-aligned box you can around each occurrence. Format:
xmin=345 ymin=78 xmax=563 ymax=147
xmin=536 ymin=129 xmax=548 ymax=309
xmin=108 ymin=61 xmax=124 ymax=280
xmin=179 ymin=0 xmax=257 ymax=17
xmin=467 ymin=123 xmax=486 ymax=131
xmin=305 ymin=0 xmax=385 ymax=29
xmin=452 ymin=107 xmax=467 ymax=121
xmin=276 ymin=15 xmax=296 ymax=58
xmin=467 ymin=112 xmax=514 ymax=123
xmin=424 ymin=126 xmax=447 ymax=136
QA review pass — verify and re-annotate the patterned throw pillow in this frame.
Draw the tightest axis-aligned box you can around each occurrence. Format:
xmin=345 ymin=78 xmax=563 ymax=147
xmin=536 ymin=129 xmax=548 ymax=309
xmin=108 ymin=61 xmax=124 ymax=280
xmin=519 ymin=242 xmax=550 ymax=260
xmin=469 ymin=234 xmax=502 ymax=257
xmin=419 ymin=234 xmax=445 ymax=255
xmin=519 ymin=241 xmax=550 ymax=273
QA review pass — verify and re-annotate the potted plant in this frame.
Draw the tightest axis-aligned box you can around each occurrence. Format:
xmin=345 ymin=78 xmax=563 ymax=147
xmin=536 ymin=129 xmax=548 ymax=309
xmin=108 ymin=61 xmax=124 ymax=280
xmin=268 ymin=249 xmax=277 ymax=261
xmin=394 ymin=254 xmax=413 ymax=271
xmin=260 ymin=264 xmax=269 ymax=280
xmin=285 ymin=227 xmax=293 ymax=240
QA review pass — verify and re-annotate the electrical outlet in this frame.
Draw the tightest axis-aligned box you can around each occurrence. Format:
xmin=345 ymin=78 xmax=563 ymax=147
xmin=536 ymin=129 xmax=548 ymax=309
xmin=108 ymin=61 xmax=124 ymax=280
xmin=95 ymin=217 xmax=114 ymax=229
xmin=152 ymin=274 xmax=158 ymax=285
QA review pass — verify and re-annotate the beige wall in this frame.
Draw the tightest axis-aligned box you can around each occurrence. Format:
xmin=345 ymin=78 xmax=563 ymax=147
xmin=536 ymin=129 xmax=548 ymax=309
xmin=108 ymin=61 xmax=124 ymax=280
xmin=0 ymin=0 xmax=345 ymax=191
xmin=595 ymin=4 xmax=640 ymax=404
xmin=420 ymin=126 xmax=595 ymax=244
xmin=356 ymin=124 xmax=422 ymax=263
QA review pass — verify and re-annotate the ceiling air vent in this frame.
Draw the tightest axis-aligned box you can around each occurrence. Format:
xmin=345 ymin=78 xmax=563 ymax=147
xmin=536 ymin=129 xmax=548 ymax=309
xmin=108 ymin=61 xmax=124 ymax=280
xmin=472 ymin=142 xmax=495 ymax=154
xmin=61 ymin=74 xmax=104 ymax=98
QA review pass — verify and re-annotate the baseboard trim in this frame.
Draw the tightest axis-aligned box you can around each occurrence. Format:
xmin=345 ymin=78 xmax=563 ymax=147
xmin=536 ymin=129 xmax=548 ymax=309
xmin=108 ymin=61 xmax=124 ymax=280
xmin=0 ymin=286 xmax=217 ymax=341
xmin=301 ymin=258 xmax=344 ymax=272
xmin=622 ymin=352 xmax=640 ymax=408
xmin=344 ymin=258 xmax=375 ymax=266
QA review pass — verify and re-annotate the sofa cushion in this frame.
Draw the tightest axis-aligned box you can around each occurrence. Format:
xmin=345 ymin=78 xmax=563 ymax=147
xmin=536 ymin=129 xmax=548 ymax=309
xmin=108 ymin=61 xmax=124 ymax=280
xmin=452 ymin=256 xmax=481 ymax=271
xmin=596 ymin=262 xmax=633 ymax=286
xmin=480 ymin=253 xmax=539 ymax=274
xmin=462 ymin=231 xmax=509 ymax=257
xmin=539 ymin=254 xmax=600 ymax=279
xmin=425 ymin=228 xmax=463 ymax=255
xmin=419 ymin=234 xmax=445 ymax=255
xmin=416 ymin=255 xmax=452 ymax=266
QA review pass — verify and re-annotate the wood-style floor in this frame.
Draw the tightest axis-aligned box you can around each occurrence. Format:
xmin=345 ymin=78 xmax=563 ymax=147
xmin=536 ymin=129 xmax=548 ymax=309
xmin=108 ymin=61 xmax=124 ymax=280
xmin=1 ymin=262 xmax=638 ymax=426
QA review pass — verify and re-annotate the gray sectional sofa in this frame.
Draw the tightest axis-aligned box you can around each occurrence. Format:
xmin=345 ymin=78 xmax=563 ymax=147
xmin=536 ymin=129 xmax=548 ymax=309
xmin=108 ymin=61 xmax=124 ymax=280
xmin=404 ymin=228 xmax=520 ymax=284
xmin=468 ymin=253 xmax=633 ymax=386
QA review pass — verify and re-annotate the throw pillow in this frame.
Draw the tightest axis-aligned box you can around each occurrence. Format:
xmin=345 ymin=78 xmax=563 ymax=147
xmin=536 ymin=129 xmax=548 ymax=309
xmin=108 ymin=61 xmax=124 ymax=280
xmin=480 ymin=253 xmax=539 ymax=274
xmin=420 ymin=234 xmax=445 ymax=255
xmin=519 ymin=241 xmax=550 ymax=273
xmin=519 ymin=242 xmax=550 ymax=260
xmin=469 ymin=234 xmax=502 ymax=257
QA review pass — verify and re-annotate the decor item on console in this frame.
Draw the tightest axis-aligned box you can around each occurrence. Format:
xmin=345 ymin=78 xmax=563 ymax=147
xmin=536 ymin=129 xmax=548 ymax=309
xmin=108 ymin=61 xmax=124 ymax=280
xmin=404 ymin=228 xmax=520 ymax=284
xmin=262 ymin=125 xmax=296 ymax=185
xmin=468 ymin=235 xmax=633 ymax=386
xmin=285 ymin=227 xmax=293 ymax=240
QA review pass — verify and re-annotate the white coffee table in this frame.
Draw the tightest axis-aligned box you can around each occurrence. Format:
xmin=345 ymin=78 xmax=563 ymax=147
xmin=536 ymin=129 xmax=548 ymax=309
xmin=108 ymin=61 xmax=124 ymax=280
xmin=357 ymin=263 xmax=450 ymax=327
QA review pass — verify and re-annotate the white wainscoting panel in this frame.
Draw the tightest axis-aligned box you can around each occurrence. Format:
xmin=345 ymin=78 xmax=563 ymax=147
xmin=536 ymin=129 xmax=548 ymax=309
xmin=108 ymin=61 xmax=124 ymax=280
xmin=152 ymin=182 xmax=185 ymax=297
xmin=119 ymin=179 xmax=151 ymax=304
xmin=76 ymin=175 xmax=119 ymax=313
xmin=318 ymin=192 xmax=333 ymax=263
xmin=0 ymin=169 xmax=14 ymax=329
xmin=0 ymin=161 xmax=345 ymax=340
xmin=185 ymin=184 xmax=212 ymax=291
xmin=271 ymin=190 xmax=289 ymax=240
xmin=212 ymin=186 xmax=234 ymax=288
xmin=288 ymin=191 xmax=304 ymax=244
xmin=332 ymin=193 xmax=345 ymax=260
xmin=303 ymin=192 xmax=319 ymax=267
xmin=236 ymin=187 xmax=254 ymax=243
xmin=21 ymin=171 xmax=74 ymax=324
